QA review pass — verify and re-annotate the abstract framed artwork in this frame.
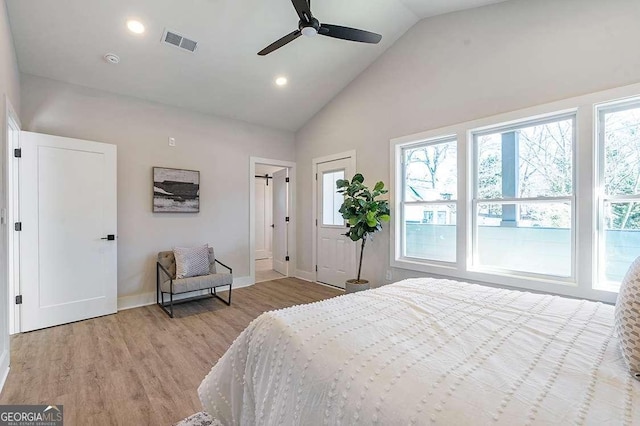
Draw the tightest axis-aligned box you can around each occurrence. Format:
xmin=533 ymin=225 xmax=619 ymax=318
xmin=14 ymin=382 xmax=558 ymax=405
xmin=153 ymin=167 xmax=200 ymax=213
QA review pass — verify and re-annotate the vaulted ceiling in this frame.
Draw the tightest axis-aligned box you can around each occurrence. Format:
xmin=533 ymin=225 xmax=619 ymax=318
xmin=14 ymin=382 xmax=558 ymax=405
xmin=6 ymin=0 xmax=507 ymax=131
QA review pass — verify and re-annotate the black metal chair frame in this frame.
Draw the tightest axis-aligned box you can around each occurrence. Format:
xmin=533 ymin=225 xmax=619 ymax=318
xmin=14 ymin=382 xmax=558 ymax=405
xmin=156 ymin=259 xmax=233 ymax=318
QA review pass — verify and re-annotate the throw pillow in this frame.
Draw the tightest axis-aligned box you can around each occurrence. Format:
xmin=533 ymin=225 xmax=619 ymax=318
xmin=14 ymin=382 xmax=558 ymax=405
xmin=174 ymin=245 xmax=210 ymax=279
xmin=615 ymin=256 xmax=640 ymax=380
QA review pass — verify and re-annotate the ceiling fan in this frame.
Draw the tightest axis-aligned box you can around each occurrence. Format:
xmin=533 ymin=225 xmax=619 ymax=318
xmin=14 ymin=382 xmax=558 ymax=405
xmin=258 ymin=0 xmax=382 ymax=56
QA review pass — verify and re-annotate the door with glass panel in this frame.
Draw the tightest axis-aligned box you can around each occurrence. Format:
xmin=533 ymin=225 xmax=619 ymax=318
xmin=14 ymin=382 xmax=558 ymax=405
xmin=317 ymin=158 xmax=356 ymax=288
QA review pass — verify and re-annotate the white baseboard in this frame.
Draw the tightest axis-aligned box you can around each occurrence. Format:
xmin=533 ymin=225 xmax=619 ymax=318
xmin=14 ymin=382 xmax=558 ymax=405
xmin=117 ymin=276 xmax=254 ymax=311
xmin=0 ymin=349 xmax=9 ymax=393
xmin=295 ymin=270 xmax=315 ymax=282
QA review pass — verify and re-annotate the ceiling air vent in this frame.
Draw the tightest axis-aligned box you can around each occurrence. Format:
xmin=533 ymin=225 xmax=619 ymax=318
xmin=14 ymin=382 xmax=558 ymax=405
xmin=162 ymin=29 xmax=198 ymax=53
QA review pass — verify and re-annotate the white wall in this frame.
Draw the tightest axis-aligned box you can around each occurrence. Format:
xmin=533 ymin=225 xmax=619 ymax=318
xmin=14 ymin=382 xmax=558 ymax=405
xmin=19 ymin=74 xmax=295 ymax=306
xmin=295 ymin=0 xmax=640 ymax=286
xmin=0 ymin=0 xmax=20 ymax=388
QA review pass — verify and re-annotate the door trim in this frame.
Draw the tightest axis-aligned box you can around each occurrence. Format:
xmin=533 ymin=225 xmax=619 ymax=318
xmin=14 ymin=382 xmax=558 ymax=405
xmin=5 ymin=96 xmax=20 ymax=336
xmin=249 ymin=157 xmax=296 ymax=285
xmin=312 ymin=150 xmax=357 ymax=284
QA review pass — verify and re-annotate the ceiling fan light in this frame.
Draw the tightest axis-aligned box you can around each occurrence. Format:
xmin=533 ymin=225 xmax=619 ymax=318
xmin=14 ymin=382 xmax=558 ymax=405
xmin=301 ymin=26 xmax=318 ymax=37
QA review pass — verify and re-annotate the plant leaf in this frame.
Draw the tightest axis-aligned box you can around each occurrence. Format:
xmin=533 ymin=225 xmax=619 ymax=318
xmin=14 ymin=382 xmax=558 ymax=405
xmin=352 ymin=173 xmax=364 ymax=184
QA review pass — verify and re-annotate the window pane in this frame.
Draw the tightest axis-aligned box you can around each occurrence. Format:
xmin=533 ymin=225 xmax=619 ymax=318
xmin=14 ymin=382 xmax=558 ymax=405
xmin=476 ymin=118 xmax=574 ymax=199
xmin=603 ymin=106 xmax=640 ymax=196
xmin=404 ymin=140 xmax=457 ymax=201
xmin=476 ymin=134 xmax=503 ymax=199
xmin=475 ymin=202 xmax=572 ymax=277
xmin=322 ymin=170 xmax=345 ymax=226
xmin=404 ymin=204 xmax=456 ymax=262
xmin=603 ymin=202 xmax=640 ymax=284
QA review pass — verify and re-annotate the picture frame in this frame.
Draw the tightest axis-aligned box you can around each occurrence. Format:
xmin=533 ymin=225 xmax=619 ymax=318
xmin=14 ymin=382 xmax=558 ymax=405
xmin=153 ymin=167 xmax=200 ymax=213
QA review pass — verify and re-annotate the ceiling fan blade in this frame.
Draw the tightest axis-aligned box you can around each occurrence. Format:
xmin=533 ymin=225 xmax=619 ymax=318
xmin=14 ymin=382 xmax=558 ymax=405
xmin=291 ymin=0 xmax=312 ymax=23
xmin=319 ymin=24 xmax=382 ymax=44
xmin=258 ymin=30 xmax=302 ymax=56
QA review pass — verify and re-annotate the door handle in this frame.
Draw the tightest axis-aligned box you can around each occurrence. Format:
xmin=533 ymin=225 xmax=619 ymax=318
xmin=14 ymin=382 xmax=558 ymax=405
xmin=101 ymin=234 xmax=116 ymax=241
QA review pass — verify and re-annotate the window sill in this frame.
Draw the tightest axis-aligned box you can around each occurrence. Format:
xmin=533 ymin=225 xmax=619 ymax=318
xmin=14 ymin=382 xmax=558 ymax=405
xmin=391 ymin=257 xmax=618 ymax=304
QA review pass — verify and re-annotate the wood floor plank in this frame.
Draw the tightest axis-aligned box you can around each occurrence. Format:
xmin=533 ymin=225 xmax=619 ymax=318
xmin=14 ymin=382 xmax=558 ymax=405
xmin=0 ymin=278 xmax=341 ymax=425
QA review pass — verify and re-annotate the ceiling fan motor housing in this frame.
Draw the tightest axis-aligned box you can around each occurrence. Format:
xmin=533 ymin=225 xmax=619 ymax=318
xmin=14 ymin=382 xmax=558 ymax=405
xmin=299 ymin=17 xmax=320 ymax=36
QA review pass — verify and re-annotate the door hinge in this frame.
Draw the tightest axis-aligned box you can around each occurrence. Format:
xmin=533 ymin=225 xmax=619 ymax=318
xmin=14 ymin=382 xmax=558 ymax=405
xmin=285 ymin=216 xmax=290 ymax=222
xmin=285 ymin=177 xmax=290 ymax=183
xmin=315 ymin=219 xmax=318 ymax=226
xmin=315 ymin=265 xmax=318 ymax=272
xmin=14 ymin=148 xmax=22 ymax=158
xmin=285 ymin=255 xmax=290 ymax=261
xmin=15 ymin=295 xmax=22 ymax=305
xmin=315 ymin=173 xmax=317 ymax=181
xmin=14 ymin=222 xmax=22 ymax=231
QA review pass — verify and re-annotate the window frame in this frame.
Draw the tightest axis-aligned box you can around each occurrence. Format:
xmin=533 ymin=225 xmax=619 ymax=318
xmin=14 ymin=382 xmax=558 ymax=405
xmin=595 ymin=97 xmax=640 ymax=291
xmin=390 ymin=83 xmax=640 ymax=304
xmin=469 ymin=112 xmax=578 ymax=282
xmin=399 ymin=135 xmax=458 ymax=265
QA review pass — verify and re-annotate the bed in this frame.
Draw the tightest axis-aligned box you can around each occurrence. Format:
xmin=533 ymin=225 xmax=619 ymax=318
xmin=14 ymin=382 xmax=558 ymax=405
xmin=198 ymin=278 xmax=640 ymax=425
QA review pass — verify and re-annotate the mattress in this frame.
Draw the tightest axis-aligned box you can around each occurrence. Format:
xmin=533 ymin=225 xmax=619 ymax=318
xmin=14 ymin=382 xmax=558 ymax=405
xmin=198 ymin=278 xmax=639 ymax=425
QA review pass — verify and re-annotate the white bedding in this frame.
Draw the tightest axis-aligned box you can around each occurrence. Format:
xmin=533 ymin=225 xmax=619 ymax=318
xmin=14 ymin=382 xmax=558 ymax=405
xmin=198 ymin=278 xmax=639 ymax=425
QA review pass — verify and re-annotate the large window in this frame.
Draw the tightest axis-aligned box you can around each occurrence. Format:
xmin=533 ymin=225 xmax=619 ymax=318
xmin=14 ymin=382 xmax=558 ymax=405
xmin=401 ymin=137 xmax=457 ymax=263
xmin=472 ymin=114 xmax=575 ymax=278
xmin=598 ymin=100 xmax=640 ymax=289
xmin=391 ymin=87 xmax=640 ymax=302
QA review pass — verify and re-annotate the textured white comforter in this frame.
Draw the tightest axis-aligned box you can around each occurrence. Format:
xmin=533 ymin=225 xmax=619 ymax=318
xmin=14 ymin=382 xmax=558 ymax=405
xmin=198 ymin=278 xmax=639 ymax=425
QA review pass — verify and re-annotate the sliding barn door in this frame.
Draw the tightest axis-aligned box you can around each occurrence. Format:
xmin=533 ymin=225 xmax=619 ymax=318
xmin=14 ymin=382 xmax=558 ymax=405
xmin=19 ymin=132 xmax=117 ymax=332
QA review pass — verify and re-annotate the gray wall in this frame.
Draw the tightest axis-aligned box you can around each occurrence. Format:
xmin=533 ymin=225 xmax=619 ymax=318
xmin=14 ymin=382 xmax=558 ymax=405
xmin=19 ymin=74 xmax=295 ymax=303
xmin=295 ymin=0 xmax=640 ymax=285
xmin=0 ymin=0 xmax=20 ymax=384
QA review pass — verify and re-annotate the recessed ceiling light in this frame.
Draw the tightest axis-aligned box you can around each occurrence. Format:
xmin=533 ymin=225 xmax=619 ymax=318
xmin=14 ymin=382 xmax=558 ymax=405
xmin=275 ymin=77 xmax=288 ymax=87
xmin=127 ymin=20 xmax=145 ymax=34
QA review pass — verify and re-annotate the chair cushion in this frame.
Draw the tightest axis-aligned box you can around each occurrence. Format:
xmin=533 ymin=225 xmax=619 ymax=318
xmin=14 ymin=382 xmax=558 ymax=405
xmin=615 ymin=256 xmax=640 ymax=380
xmin=174 ymin=245 xmax=211 ymax=279
xmin=161 ymin=273 xmax=233 ymax=294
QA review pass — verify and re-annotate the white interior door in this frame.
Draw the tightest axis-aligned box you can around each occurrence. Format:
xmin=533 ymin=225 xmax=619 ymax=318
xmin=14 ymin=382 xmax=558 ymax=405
xmin=19 ymin=131 xmax=117 ymax=332
xmin=255 ymin=178 xmax=273 ymax=260
xmin=317 ymin=158 xmax=355 ymax=288
xmin=272 ymin=168 xmax=289 ymax=276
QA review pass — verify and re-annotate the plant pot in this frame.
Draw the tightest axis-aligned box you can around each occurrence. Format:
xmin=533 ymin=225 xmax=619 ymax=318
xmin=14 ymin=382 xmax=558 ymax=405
xmin=345 ymin=279 xmax=370 ymax=294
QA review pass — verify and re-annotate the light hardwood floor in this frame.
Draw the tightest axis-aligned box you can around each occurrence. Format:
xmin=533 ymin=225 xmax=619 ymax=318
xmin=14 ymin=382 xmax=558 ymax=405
xmin=0 ymin=278 xmax=342 ymax=425
xmin=255 ymin=258 xmax=285 ymax=283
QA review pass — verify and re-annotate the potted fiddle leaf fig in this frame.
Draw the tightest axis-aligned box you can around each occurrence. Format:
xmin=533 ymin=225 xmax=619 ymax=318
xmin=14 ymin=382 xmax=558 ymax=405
xmin=336 ymin=173 xmax=390 ymax=293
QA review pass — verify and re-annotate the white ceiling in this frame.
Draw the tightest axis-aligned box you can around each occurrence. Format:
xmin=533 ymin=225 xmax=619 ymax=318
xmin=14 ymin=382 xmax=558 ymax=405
xmin=6 ymin=0 xmax=508 ymax=131
xmin=401 ymin=0 xmax=508 ymax=18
